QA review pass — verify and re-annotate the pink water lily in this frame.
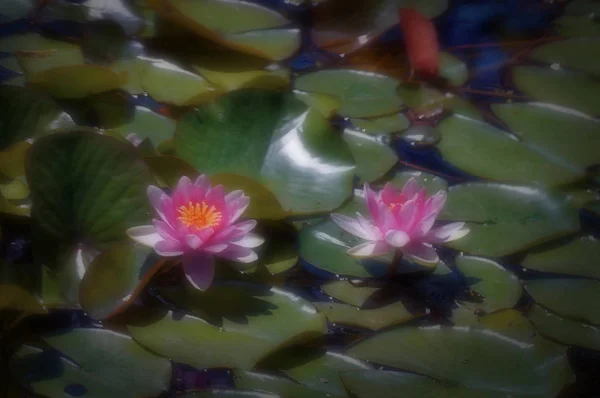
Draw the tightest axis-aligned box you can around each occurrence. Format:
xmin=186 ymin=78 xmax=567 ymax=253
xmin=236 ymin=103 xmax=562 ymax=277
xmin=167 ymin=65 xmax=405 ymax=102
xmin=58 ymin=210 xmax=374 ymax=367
xmin=331 ymin=178 xmax=469 ymax=265
xmin=127 ymin=175 xmax=263 ymax=290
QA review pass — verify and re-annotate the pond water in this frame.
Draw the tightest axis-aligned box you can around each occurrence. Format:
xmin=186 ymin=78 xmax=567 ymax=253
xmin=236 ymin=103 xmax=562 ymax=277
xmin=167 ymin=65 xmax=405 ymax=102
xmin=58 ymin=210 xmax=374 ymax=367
xmin=1 ymin=0 xmax=600 ymax=397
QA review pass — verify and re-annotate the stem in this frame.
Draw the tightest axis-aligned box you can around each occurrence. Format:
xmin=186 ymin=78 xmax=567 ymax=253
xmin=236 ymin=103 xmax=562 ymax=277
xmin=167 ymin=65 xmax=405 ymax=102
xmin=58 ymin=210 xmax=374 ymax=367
xmin=386 ymin=249 xmax=403 ymax=278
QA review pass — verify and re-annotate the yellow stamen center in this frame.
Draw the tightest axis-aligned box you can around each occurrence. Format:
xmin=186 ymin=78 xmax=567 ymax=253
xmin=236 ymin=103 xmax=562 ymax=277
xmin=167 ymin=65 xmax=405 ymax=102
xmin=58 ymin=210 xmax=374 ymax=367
xmin=177 ymin=201 xmax=222 ymax=229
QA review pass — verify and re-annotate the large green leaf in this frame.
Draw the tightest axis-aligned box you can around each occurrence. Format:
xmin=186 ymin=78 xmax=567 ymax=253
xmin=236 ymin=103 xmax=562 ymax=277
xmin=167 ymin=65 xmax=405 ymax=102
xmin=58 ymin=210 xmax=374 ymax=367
xmin=342 ymin=128 xmax=397 ymax=183
xmin=294 ymin=70 xmax=403 ymax=118
xmin=512 ymin=66 xmax=600 ymax=116
xmin=348 ymin=325 xmax=574 ymax=396
xmin=555 ymin=15 xmax=600 ymax=38
xmin=180 ymin=390 xmax=279 ymax=398
xmin=0 ymin=0 xmax=33 ymax=22
xmin=528 ymin=305 xmax=600 ymax=350
xmin=0 ymin=86 xmax=73 ymax=150
xmin=436 ymin=115 xmax=584 ymax=186
xmin=0 ymin=284 xmax=45 ymax=313
xmin=530 ymin=38 xmax=600 ymax=77
xmin=455 ymin=255 xmax=522 ymax=313
xmin=321 ymin=280 xmax=381 ymax=308
xmin=525 ymin=279 xmax=600 ymax=325
xmin=11 ymin=329 xmax=171 ymax=398
xmin=340 ymin=370 xmax=542 ymax=398
xmin=492 ymin=102 xmax=600 ymax=170
xmin=234 ymin=370 xmax=334 ymax=398
xmin=397 ymin=84 xmax=482 ymax=121
xmin=27 ymin=131 xmax=153 ymax=243
xmin=439 ymin=182 xmax=580 ymax=256
xmin=129 ymin=283 xmax=326 ymax=370
xmin=116 ymin=106 xmax=176 ymax=147
xmin=175 ymin=90 xmax=355 ymax=214
xmin=350 ymin=113 xmax=410 ymax=135
xmin=521 ymin=236 xmax=600 ymax=279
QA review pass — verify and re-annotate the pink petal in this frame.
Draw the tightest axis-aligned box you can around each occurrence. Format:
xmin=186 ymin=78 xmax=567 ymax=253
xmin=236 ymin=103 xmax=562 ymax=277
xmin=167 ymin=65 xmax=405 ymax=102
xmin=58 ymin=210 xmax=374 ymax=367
xmin=183 ymin=252 xmax=214 ymax=291
xmin=204 ymin=244 xmax=229 ymax=253
xmin=357 ymin=213 xmax=382 ymax=240
xmin=186 ymin=234 xmax=202 ymax=250
xmin=381 ymin=183 xmax=398 ymax=205
xmin=159 ymin=196 xmax=178 ymax=226
xmin=147 ymin=186 xmax=167 ymax=217
xmin=331 ymin=213 xmax=376 ymax=240
xmin=401 ymin=178 xmax=420 ymax=199
xmin=377 ymin=202 xmax=398 ymax=233
xmin=172 ymin=176 xmax=193 ymax=208
xmin=402 ymin=243 xmax=439 ymax=265
xmin=364 ymin=183 xmax=380 ymax=224
xmin=412 ymin=212 xmax=438 ymax=239
xmin=232 ymin=233 xmax=264 ymax=248
xmin=154 ymin=240 xmax=184 ymax=256
xmin=228 ymin=196 xmax=250 ymax=223
xmin=153 ymin=220 xmax=178 ymax=241
xmin=347 ymin=241 xmax=391 ymax=258
xmin=225 ymin=190 xmax=244 ymax=203
xmin=384 ymin=230 xmax=410 ymax=248
xmin=209 ymin=220 xmax=257 ymax=245
xmin=206 ymin=184 xmax=225 ymax=205
xmin=217 ymin=245 xmax=258 ymax=263
xmin=194 ymin=175 xmax=209 ymax=189
xmin=423 ymin=191 xmax=446 ymax=219
xmin=127 ymin=225 xmax=161 ymax=248
xmin=426 ymin=222 xmax=470 ymax=243
xmin=395 ymin=198 xmax=418 ymax=231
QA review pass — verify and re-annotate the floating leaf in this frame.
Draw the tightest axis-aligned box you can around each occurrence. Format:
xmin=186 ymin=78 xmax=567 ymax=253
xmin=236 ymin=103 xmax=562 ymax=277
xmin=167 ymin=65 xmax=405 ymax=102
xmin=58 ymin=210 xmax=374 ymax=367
xmin=0 ymin=86 xmax=73 ymax=150
xmin=321 ymin=280 xmax=380 ymax=308
xmin=116 ymin=106 xmax=176 ymax=147
xmin=528 ymin=304 xmax=600 ymax=350
xmin=397 ymin=84 xmax=482 ymax=120
xmin=492 ymin=102 xmax=600 ymax=170
xmin=224 ymin=29 xmax=302 ymax=62
xmin=180 ymin=390 xmax=279 ymax=398
xmin=455 ymin=255 xmax=522 ymax=313
xmin=436 ymin=115 xmax=584 ymax=186
xmin=194 ymin=65 xmax=289 ymax=93
xmin=176 ymin=90 xmax=355 ymax=214
xmin=54 ymin=244 xmax=95 ymax=306
xmin=294 ymin=70 xmax=403 ymax=118
xmin=351 ymin=114 xmax=410 ymax=135
xmin=0 ymin=285 xmax=45 ymax=313
xmin=0 ymin=0 xmax=33 ymax=22
xmin=555 ymin=15 xmax=600 ymax=38
xmin=234 ymin=370 xmax=334 ymax=398
xmin=130 ymin=283 xmax=326 ymax=370
xmin=144 ymin=155 xmax=199 ymax=187
xmin=11 ymin=329 xmax=171 ymax=398
xmin=512 ymin=66 xmax=600 ymax=116
xmin=0 ymin=179 xmax=28 ymax=200
xmin=348 ymin=325 xmax=573 ymax=396
xmin=343 ymin=128 xmax=397 ymax=182
xmin=530 ymin=38 xmax=600 ymax=77
xmin=293 ymin=90 xmax=340 ymax=118
xmin=525 ymin=279 xmax=600 ymax=325
xmin=565 ymin=0 xmax=600 ymax=15
xmin=521 ymin=236 xmax=600 ymax=279
xmin=27 ymin=131 xmax=153 ymax=243
xmin=439 ymin=52 xmax=468 ymax=86
xmin=315 ymin=300 xmax=423 ymax=330
xmin=0 ymin=33 xmax=82 ymax=59
xmin=28 ymin=65 xmax=125 ymax=99
xmin=439 ymin=182 xmax=580 ymax=256
xmin=385 ymin=170 xmax=447 ymax=195
xmin=79 ymin=244 xmax=164 ymax=320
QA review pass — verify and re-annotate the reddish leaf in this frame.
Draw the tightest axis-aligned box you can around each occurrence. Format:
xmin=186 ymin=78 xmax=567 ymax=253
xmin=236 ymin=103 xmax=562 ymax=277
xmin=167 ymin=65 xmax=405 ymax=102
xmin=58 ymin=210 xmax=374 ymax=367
xmin=399 ymin=8 xmax=440 ymax=79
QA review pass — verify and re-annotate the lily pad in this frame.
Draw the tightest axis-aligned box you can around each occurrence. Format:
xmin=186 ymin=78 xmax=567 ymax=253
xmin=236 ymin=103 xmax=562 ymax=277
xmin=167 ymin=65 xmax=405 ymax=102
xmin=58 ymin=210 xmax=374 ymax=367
xmin=343 ymin=128 xmax=397 ymax=182
xmin=492 ymin=102 xmax=600 ymax=170
xmin=0 ymin=86 xmax=73 ymax=150
xmin=0 ymin=33 xmax=82 ymax=60
xmin=27 ymin=131 xmax=153 ymax=243
xmin=521 ymin=236 xmax=600 ymax=279
xmin=79 ymin=243 xmax=164 ymax=320
xmin=180 ymin=390 xmax=279 ymax=398
xmin=0 ymin=284 xmax=45 ymax=313
xmin=555 ymin=15 xmax=600 ymax=38
xmin=565 ymin=0 xmax=600 ymax=15
xmin=340 ymin=369 xmax=540 ymax=398
xmin=455 ymin=255 xmax=522 ymax=313
xmin=0 ymin=141 xmax=30 ymax=178
xmin=385 ymin=170 xmax=448 ymax=195
xmin=436 ymin=115 xmax=584 ymax=186
xmin=11 ymin=329 xmax=171 ymax=398
xmin=321 ymin=280 xmax=380 ymax=308
xmin=528 ymin=304 xmax=600 ymax=350
xmin=116 ymin=106 xmax=176 ymax=147
xmin=234 ymin=370 xmax=335 ymax=398
xmin=439 ymin=52 xmax=468 ymax=87
xmin=194 ymin=65 xmax=289 ymax=93
xmin=0 ymin=0 xmax=34 ymax=22
xmin=129 ymin=283 xmax=326 ymax=370
xmin=293 ymin=90 xmax=340 ymax=118
xmin=294 ymin=70 xmax=403 ymax=118
xmin=439 ymin=182 xmax=580 ymax=256
xmin=512 ymin=66 xmax=600 ymax=116
xmin=348 ymin=325 xmax=573 ymax=396
xmin=531 ymin=38 xmax=600 ymax=77
xmin=397 ymin=84 xmax=482 ymax=120
xmin=315 ymin=300 xmax=423 ymax=331
xmin=176 ymin=90 xmax=355 ymax=214
xmin=351 ymin=114 xmax=410 ymax=135
xmin=0 ymin=179 xmax=28 ymax=200
xmin=53 ymin=244 xmax=95 ymax=306
xmin=525 ymin=279 xmax=600 ymax=325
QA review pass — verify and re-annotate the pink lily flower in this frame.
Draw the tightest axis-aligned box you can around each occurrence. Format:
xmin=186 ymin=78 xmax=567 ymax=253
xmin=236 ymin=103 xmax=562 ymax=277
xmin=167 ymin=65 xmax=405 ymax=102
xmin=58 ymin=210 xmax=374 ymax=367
xmin=127 ymin=175 xmax=263 ymax=290
xmin=331 ymin=178 xmax=469 ymax=265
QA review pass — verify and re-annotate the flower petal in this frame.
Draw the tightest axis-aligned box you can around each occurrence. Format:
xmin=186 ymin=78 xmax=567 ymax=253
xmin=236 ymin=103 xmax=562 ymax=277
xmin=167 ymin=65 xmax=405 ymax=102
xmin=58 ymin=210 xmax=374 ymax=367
xmin=331 ymin=213 xmax=375 ymax=240
xmin=381 ymin=182 xmax=398 ymax=205
xmin=185 ymin=234 xmax=202 ymax=250
xmin=194 ymin=174 xmax=209 ymax=189
xmin=395 ymin=198 xmax=418 ymax=231
xmin=225 ymin=190 xmax=244 ymax=203
xmin=232 ymin=233 xmax=264 ymax=248
xmin=127 ymin=226 xmax=162 ymax=248
xmin=378 ymin=202 xmax=398 ymax=233
xmin=423 ymin=191 xmax=446 ymax=218
xmin=228 ymin=196 xmax=250 ymax=223
xmin=403 ymin=243 xmax=439 ymax=266
xmin=217 ymin=245 xmax=258 ymax=263
xmin=364 ymin=183 xmax=380 ymax=224
xmin=347 ymin=241 xmax=391 ymax=258
xmin=147 ymin=186 xmax=167 ymax=217
xmin=401 ymin=177 xmax=420 ymax=199
xmin=357 ymin=213 xmax=382 ymax=240
xmin=412 ymin=212 xmax=438 ymax=239
xmin=426 ymin=222 xmax=470 ymax=243
xmin=172 ymin=176 xmax=192 ymax=208
xmin=153 ymin=220 xmax=178 ymax=241
xmin=183 ymin=252 xmax=214 ymax=291
xmin=154 ymin=240 xmax=184 ymax=256
xmin=385 ymin=230 xmax=410 ymax=248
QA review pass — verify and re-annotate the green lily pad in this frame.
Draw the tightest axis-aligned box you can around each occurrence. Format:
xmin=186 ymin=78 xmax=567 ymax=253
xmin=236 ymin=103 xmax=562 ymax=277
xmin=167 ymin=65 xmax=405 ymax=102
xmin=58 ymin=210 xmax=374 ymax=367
xmin=293 ymin=90 xmax=340 ymax=118
xmin=436 ymin=115 xmax=584 ymax=186
xmin=528 ymin=304 xmax=600 ymax=350
xmin=585 ymin=200 xmax=600 ymax=216
xmin=455 ymin=255 xmax=522 ymax=313
xmin=0 ymin=179 xmax=28 ymax=200
xmin=0 ymin=33 xmax=82 ymax=59
xmin=79 ymin=243 xmax=164 ymax=320
xmin=130 ymin=283 xmax=326 ymax=370
xmin=439 ymin=182 xmax=580 ymax=256
xmin=53 ymin=244 xmax=95 ymax=306
xmin=0 ymin=284 xmax=45 ymax=313
xmin=116 ymin=106 xmax=176 ymax=147
xmin=321 ymin=280 xmax=381 ymax=308
xmin=294 ymin=70 xmax=403 ymax=118
xmin=385 ymin=170 xmax=448 ymax=195
xmin=315 ymin=300 xmax=423 ymax=331
xmin=11 ymin=329 xmax=171 ymax=398
xmin=512 ymin=66 xmax=600 ymax=116
xmin=521 ymin=236 xmax=600 ymax=279
xmin=180 ymin=390 xmax=279 ymax=398
xmin=525 ymin=279 xmax=600 ymax=325
xmin=0 ymin=0 xmax=34 ymax=22
xmin=351 ymin=114 xmax=410 ymax=135
xmin=234 ymin=370 xmax=335 ymax=398
xmin=109 ymin=57 xmax=148 ymax=94
xmin=530 ymin=38 xmax=600 ymax=77
xmin=27 ymin=131 xmax=153 ymax=243
xmin=439 ymin=52 xmax=468 ymax=87
xmin=348 ymin=325 xmax=573 ymax=396
xmin=492 ymin=102 xmax=600 ymax=170
xmin=343 ymin=128 xmax=397 ymax=183
xmin=340 ymin=369 xmax=541 ymax=398
xmin=176 ymin=90 xmax=355 ymax=215
xmin=224 ymin=28 xmax=302 ymax=62
xmin=0 ymin=86 xmax=73 ymax=150
xmin=555 ymin=15 xmax=600 ymax=38
xmin=565 ymin=0 xmax=600 ymax=15
xmin=194 ymin=65 xmax=289 ymax=93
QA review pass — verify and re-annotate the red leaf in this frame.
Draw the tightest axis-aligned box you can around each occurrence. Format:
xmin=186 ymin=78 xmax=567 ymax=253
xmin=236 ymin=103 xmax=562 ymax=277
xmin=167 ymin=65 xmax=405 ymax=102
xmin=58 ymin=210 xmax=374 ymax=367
xmin=399 ymin=8 xmax=440 ymax=79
